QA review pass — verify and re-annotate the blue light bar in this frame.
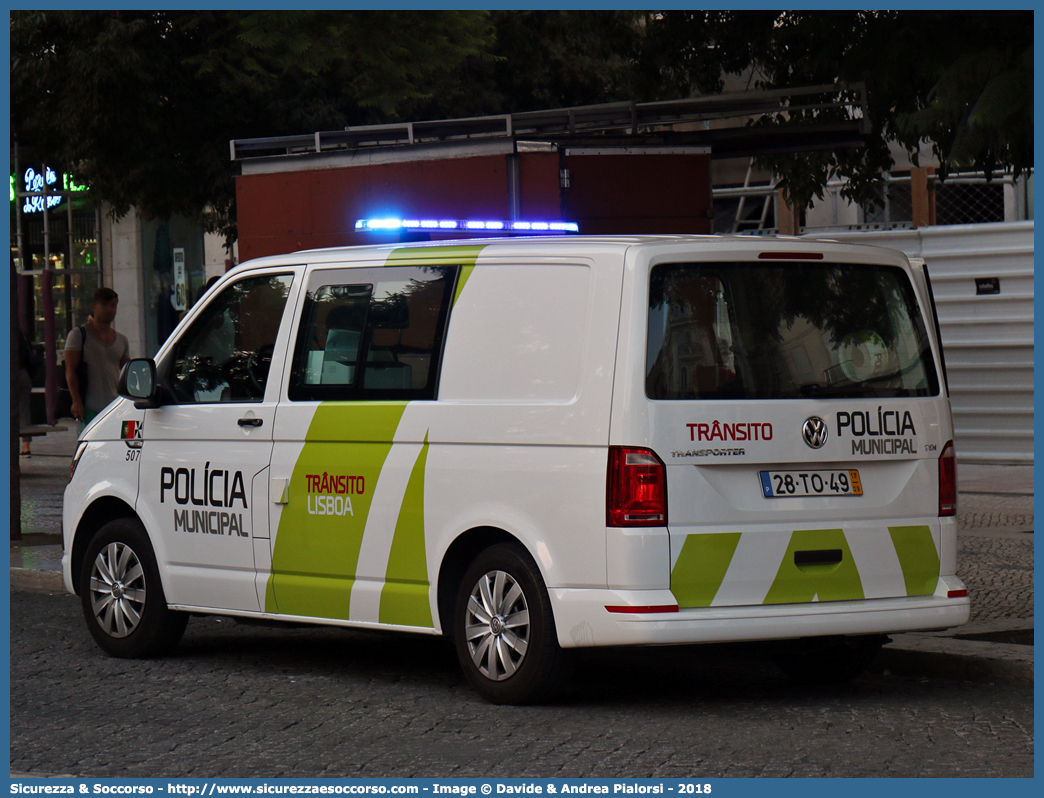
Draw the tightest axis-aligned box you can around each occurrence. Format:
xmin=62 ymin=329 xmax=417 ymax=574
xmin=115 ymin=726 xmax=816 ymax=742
xmin=354 ymin=217 xmax=404 ymax=231
xmin=355 ymin=218 xmax=579 ymax=234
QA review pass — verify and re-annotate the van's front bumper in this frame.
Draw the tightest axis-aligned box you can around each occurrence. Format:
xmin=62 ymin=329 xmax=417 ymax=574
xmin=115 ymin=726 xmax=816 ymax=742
xmin=550 ymin=576 xmax=969 ymax=648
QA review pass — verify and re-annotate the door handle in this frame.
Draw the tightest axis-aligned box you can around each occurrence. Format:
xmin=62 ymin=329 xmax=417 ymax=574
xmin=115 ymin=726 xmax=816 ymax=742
xmin=794 ymin=549 xmax=842 ymax=566
xmin=238 ymin=417 xmax=263 ymax=427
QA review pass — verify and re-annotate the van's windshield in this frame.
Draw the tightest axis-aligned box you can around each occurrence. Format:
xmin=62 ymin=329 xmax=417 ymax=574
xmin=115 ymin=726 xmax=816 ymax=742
xmin=646 ymin=262 xmax=940 ymax=400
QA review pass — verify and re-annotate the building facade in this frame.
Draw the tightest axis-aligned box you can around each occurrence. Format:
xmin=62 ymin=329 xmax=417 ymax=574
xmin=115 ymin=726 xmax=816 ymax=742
xmin=11 ymin=159 xmax=230 ymax=424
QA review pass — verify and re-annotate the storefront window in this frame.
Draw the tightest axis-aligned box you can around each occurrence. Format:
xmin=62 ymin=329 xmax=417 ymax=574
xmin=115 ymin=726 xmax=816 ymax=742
xmin=11 ymin=170 xmax=101 ymax=423
xmin=141 ymin=216 xmax=205 ymax=356
xmin=16 ymin=208 xmax=100 ymax=355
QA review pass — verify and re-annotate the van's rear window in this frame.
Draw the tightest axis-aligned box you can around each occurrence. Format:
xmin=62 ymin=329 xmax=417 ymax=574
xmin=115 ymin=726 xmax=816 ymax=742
xmin=646 ymin=262 xmax=940 ymax=400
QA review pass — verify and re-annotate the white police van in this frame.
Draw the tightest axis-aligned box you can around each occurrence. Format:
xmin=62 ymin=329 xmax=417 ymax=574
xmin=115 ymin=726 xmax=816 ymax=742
xmin=63 ymin=235 xmax=968 ymax=703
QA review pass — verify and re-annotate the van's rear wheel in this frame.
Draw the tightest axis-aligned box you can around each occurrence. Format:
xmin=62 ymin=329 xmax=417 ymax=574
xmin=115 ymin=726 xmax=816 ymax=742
xmin=80 ymin=518 xmax=188 ymax=658
xmin=772 ymin=634 xmax=886 ymax=683
xmin=453 ymin=543 xmax=571 ymax=704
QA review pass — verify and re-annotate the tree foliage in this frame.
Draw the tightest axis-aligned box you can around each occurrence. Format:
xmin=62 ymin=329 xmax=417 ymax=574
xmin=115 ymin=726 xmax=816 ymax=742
xmin=407 ymin=11 xmax=640 ymax=120
xmin=11 ymin=10 xmax=494 ymax=239
xmin=637 ymin=10 xmax=1033 ymax=210
xmin=11 ymin=10 xmax=1033 ymax=238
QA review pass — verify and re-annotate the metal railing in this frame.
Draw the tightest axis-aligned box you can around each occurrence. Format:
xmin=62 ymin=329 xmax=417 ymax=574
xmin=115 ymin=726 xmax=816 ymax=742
xmin=712 ymin=168 xmax=1033 ymax=235
xmin=231 ymin=83 xmax=869 ymax=161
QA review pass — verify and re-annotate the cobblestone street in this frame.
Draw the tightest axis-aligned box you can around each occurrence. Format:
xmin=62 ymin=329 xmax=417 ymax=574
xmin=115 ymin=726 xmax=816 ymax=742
xmin=958 ymin=534 xmax=1034 ymax=623
xmin=9 ymin=590 xmax=1035 ymax=779
xmin=958 ymin=492 xmax=1034 ymax=532
xmin=954 ymin=492 xmax=1033 ymax=625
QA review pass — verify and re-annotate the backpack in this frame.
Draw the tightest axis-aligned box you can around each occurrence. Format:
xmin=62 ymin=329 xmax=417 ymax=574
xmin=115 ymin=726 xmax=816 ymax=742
xmin=60 ymin=325 xmax=90 ymax=401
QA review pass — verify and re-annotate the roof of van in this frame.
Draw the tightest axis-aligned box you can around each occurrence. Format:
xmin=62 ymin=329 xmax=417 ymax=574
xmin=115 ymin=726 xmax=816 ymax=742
xmin=232 ymin=234 xmax=906 ymax=271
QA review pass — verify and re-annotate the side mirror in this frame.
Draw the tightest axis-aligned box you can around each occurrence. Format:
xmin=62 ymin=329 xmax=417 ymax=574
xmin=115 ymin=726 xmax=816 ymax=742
xmin=118 ymin=359 xmax=165 ymax=409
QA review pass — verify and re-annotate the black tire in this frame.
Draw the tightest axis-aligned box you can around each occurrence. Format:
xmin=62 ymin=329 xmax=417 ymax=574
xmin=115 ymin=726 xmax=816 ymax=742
xmin=453 ymin=542 xmax=572 ymax=705
xmin=79 ymin=517 xmax=188 ymax=658
xmin=772 ymin=634 xmax=887 ymax=684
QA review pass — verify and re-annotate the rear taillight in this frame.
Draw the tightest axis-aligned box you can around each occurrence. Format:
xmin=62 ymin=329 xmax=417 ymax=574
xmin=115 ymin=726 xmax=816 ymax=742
xmin=607 ymin=447 xmax=667 ymax=527
xmin=939 ymin=440 xmax=957 ymax=516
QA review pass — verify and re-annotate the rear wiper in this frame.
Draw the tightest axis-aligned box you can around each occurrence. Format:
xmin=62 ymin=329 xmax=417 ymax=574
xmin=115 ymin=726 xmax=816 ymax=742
xmin=798 ymin=383 xmax=876 ymax=398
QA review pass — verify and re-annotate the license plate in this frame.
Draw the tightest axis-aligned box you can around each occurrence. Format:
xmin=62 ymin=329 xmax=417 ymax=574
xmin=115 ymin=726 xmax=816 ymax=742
xmin=759 ymin=469 xmax=863 ymax=498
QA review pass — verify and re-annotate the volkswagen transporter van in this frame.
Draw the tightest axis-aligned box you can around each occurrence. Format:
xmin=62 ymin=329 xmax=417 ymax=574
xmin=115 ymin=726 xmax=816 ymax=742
xmin=64 ymin=236 xmax=968 ymax=704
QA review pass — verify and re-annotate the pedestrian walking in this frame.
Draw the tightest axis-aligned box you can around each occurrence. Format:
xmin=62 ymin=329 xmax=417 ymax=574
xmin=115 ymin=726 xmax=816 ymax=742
xmin=64 ymin=287 xmax=130 ymax=427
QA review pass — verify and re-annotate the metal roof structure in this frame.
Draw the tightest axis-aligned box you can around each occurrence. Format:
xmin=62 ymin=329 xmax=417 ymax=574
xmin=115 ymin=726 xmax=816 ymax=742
xmin=231 ymin=83 xmax=871 ymax=167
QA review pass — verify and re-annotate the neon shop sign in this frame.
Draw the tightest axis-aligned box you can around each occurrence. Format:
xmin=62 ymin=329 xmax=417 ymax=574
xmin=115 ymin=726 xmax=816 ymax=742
xmin=13 ymin=167 xmax=88 ymax=214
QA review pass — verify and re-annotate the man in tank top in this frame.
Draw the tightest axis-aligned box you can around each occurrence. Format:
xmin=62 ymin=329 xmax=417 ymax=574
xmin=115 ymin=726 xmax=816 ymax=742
xmin=64 ymin=287 xmax=130 ymax=426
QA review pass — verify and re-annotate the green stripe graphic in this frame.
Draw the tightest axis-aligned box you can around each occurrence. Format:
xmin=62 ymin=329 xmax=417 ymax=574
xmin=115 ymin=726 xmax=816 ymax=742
xmin=379 ymin=434 xmax=433 ymax=627
xmin=763 ymin=529 xmax=864 ymax=605
xmin=888 ymin=525 xmax=939 ymax=597
xmin=670 ymin=533 xmax=742 ymax=608
xmin=267 ymin=402 xmax=409 ymax=618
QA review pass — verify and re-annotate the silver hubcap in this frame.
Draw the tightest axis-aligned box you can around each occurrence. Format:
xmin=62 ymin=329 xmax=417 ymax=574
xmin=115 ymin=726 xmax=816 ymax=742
xmin=89 ymin=542 xmax=147 ymax=638
xmin=465 ymin=569 xmax=530 ymax=681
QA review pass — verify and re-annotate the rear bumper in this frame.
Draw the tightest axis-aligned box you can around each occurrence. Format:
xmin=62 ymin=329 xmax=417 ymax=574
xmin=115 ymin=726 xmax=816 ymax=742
xmin=551 ymin=576 xmax=969 ymax=648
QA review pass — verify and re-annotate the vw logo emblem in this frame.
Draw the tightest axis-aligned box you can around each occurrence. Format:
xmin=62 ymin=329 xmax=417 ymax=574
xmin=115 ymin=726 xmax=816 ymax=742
xmin=802 ymin=416 xmax=828 ymax=449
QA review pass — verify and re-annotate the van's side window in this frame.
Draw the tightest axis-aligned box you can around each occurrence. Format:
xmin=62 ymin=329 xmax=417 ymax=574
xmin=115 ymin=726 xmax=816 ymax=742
xmin=170 ymin=274 xmax=294 ymax=404
xmin=289 ymin=265 xmax=455 ymax=401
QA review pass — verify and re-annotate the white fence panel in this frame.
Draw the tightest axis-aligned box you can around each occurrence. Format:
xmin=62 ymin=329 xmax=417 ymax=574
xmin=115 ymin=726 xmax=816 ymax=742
xmin=804 ymin=222 xmax=1034 ymax=465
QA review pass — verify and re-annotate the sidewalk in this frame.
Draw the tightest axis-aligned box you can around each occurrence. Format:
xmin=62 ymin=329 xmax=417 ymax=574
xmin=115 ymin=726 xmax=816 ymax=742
xmin=11 ymin=422 xmax=78 ymax=576
xmin=881 ymin=461 xmax=1033 ymax=683
xmin=10 ymin=425 xmax=1033 ymax=683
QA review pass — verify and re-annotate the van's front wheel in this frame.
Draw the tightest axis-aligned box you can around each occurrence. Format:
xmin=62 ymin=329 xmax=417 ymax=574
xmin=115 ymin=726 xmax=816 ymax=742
xmin=80 ymin=518 xmax=188 ymax=658
xmin=453 ymin=543 xmax=571 ymax=704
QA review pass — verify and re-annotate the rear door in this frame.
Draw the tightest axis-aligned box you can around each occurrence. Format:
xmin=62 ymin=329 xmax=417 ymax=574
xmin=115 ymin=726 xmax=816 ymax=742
xmin=264 ymin=262 xmax=458 ymax=625
xmin=633 ymin=252 xmax=952 ymax=610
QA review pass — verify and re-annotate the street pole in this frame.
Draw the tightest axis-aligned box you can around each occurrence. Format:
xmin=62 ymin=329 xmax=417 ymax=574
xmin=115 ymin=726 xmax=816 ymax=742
xmin=41 ymin=169 xmax=57 ymax=425
xmin=11 ymin=252 xmax=22 ymax=542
